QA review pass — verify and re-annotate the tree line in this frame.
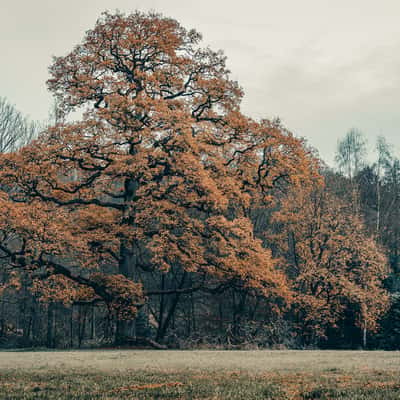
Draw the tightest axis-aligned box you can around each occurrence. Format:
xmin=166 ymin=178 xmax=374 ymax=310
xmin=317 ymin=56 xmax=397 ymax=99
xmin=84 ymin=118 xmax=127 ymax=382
xmin=0 ymin=11 xmax=396 ymax=349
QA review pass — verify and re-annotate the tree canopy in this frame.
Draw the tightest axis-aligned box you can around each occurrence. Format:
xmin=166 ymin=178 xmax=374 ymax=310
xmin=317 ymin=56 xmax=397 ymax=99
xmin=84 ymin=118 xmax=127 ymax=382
xmin=0 ymin=11 xmax=390 ymax=348
xmin=0 ymin=11 xmax=317 ymax=324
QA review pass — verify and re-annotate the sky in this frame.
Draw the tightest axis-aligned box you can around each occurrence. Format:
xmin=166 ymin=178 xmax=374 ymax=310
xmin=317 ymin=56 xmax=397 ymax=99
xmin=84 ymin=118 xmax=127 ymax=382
xmin=2 ymin=0 xmax=400 ymax=165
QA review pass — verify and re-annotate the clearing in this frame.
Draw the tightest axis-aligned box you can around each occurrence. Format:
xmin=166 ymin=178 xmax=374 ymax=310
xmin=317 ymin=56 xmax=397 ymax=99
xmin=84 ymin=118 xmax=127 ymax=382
xmin=0 ymin=350 xmax=399 ymax=399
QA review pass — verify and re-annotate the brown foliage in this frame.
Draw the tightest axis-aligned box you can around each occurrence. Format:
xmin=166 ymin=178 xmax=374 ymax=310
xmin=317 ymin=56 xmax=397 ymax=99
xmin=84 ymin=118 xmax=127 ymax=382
xmin=272 ymin=184 xmax=389 ymax=340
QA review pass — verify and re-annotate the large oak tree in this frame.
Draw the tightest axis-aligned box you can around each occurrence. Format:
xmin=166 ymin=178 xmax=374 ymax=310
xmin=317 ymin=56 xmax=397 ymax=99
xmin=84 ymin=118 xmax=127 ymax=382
xmin=0 ymin=11 xmax=319 ymax=343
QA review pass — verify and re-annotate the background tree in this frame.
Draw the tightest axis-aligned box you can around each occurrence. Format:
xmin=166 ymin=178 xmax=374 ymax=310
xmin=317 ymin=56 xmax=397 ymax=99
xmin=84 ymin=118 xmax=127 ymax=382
xmin=333 ymin=130 xmax=400 ymax=349
xmin=335 ymin=128 xmax=367 ymax=182
xmin=0 ymin=97 xmax=37 ymax=153
xmin=0 ymin=97 xmax=40 ymax=346
xmin=272 ymin=183 xmax=389 ymax=348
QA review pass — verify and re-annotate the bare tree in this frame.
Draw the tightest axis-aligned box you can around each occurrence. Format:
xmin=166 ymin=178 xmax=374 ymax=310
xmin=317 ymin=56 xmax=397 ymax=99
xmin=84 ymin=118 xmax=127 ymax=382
xmin=0 ymin=97 xmax=37 ymax=153
xmin=335 ymin=128 xmax=367 ymax=181
xmin=374 ymin=136 xmax=392 ymax=234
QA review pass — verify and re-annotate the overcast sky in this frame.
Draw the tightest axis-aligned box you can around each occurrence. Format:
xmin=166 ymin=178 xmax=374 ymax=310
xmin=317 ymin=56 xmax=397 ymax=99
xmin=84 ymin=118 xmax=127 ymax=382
xmin=2 ymin=0 xmax=400 ymax=164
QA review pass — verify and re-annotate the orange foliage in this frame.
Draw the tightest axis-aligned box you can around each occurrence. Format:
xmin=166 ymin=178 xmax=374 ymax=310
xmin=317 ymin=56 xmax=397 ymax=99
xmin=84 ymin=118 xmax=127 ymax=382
xmin=272 ymin=183 xmax=389 ymax=339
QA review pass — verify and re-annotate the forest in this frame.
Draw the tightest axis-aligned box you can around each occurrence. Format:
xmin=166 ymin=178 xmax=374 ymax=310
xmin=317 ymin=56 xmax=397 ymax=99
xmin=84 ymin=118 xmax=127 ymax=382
xmin=0 ymin=11 xmax=398 ymax=351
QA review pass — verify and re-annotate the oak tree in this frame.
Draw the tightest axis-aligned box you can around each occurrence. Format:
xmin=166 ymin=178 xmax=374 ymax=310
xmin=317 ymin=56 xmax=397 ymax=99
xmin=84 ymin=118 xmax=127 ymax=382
xmin=0 ymin=11 xmax=318 ymax=343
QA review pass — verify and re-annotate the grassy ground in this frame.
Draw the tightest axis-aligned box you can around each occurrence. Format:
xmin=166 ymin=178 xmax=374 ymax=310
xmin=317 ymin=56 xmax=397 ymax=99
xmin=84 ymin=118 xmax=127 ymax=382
xmin=0 ymin=350 xmax=400 ymax=399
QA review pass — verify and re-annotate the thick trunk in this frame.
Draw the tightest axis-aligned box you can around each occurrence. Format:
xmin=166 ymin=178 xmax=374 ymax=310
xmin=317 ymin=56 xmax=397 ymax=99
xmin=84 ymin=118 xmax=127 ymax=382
xmin=115 ymin=176 xmax=140 ymax=345
xmin=115 ymin=244 xmax=137 ymax=345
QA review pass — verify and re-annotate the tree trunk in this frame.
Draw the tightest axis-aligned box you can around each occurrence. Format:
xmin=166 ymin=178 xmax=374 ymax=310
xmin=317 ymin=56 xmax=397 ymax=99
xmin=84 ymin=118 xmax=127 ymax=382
xmin=363 ymin=323 xmax=367 ymax=349
xmin=115 ymin=175 xmax=140 ymax=345
xmin=156 ymin=272 xmax=187 ymax=342
xmin=46 ymin=303 xmax=55 ymax=348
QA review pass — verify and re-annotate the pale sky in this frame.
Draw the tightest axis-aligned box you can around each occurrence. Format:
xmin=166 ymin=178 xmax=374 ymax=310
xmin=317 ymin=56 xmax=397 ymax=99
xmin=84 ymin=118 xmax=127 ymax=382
xmin=2 ymin=0 xmax=400 ymax=164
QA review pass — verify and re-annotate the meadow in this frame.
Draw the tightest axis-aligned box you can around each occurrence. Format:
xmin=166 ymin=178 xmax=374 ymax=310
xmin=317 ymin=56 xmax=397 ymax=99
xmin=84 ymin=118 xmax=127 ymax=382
xmin=0 ymin=350 xmax=400 ymax=399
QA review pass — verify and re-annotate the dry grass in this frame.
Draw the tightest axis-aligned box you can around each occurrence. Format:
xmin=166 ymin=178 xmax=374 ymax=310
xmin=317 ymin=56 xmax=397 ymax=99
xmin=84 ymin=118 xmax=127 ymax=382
xmin=1 ymin=350 xmax=400 ymax=399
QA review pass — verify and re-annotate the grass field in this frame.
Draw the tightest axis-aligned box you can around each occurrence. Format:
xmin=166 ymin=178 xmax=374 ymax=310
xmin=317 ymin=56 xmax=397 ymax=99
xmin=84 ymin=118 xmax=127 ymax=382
xmin=1 ymin=350 xmax=400 ymax=399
